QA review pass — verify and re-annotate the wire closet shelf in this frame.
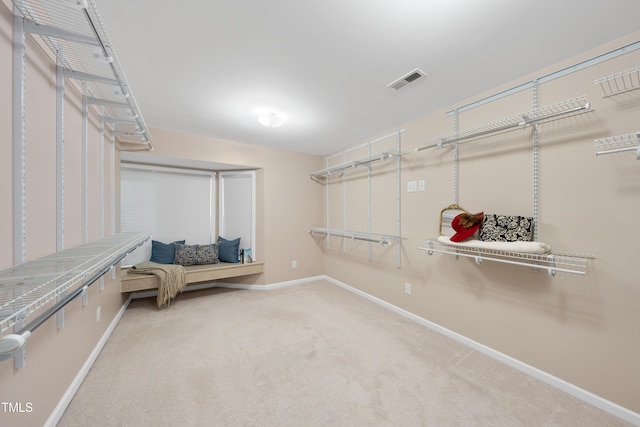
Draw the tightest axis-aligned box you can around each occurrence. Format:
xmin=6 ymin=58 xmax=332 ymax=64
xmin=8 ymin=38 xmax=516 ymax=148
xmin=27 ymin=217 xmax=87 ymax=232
xmin=594 ymin=133 xmax=640 ymax=159
xmin=0 ymin=232 xmax=149 ymax=334
xmin=594 ymin=65 xmax=640 ymax=98
xmin=416 ymin=96 xmax=591 ymax=152
xmin=11 ymin=0 xmax=152 ymax=147
xmin=418 ymin=239 xmax=591 ymax=276
xmin=593 ymin=66 xmax=640 ymax=159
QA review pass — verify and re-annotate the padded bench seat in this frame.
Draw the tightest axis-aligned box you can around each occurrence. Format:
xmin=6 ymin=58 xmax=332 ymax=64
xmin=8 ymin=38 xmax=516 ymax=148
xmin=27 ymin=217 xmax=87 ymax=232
xmin=120 ymin=262 xmax=265 ymax=293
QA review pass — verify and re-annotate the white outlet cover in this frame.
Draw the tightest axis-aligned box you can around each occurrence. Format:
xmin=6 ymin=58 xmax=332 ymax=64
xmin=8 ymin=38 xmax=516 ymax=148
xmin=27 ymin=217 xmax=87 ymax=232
xmin=404 ymin=283 xmax=412 ymax=295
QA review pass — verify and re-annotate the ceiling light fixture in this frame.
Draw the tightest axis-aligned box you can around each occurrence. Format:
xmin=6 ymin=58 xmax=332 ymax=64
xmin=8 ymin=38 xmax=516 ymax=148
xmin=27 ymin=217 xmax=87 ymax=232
xmin=258 ymin=112 xmax=286 ymax=128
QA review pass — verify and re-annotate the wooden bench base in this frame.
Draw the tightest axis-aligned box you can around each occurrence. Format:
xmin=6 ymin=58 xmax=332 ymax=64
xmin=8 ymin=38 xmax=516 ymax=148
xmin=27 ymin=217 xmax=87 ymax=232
xmin=120 ymin=262 xmax=265 ymax=293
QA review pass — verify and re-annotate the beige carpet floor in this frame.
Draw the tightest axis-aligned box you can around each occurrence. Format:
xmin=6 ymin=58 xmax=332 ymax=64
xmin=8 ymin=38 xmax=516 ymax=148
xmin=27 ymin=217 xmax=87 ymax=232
xmin=57 ymin=280 xmax=630 ymax=426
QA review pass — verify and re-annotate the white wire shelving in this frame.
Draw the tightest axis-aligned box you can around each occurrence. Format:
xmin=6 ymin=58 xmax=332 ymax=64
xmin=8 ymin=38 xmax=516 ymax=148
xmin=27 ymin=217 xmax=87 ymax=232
xmin=594 ymin=66 xmax=640 ymax=97
xmin=310 ymin=228 xmax=400 ymax=246
xmin=0 ymin=232 xmax=149 ymax=334
xmin=593 ymin=67 xmax=640 ymax=160
xmin=309 ymin=150 xmax=402 ymax=182
xmin=594 ymin=133 xmax=640 ymax=159
xmin=11 ymin=0 xmax=152 ymax=147
xmin=418 ymin=239 xmax=591 ymax=277
xmin=311 ymin=130 xmax=404 ymax=267
xmin=416 ymin=96 xmax=591 ymax=152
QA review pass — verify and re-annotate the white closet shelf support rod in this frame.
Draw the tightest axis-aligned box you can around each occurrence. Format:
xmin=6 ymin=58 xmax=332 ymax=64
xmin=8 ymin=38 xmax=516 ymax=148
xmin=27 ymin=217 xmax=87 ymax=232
xmin=103 ymin=117 xmax=138 ymax=125
xmin=114 ymin=130 xmax=145 ymax=137
xmin=86 ymin=97 xmax=129 ymax=108
xmin=309 ymin=229 xmax=397 ymax=246
xmin=595 ymin=145 xmax=640 ymax=156
xmin=62 ymin=68 xmax=118 ymax=86
xmin=22 ymin=19 xmax=99 ymax=46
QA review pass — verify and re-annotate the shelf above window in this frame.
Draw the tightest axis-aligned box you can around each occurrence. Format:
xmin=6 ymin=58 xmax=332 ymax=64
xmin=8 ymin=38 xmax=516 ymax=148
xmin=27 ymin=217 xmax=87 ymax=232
xmin=310 ymin=228 xmax=400 ymax=246
xmin=309 ymin=151 xmax=402 ymax=182
xmin=416 ymin=96 xmax=591 ymax=152
xmin=418 ymin=239 xmax=592 ymax=276
xmin=0 ymin=232 xmax=150 ymax=334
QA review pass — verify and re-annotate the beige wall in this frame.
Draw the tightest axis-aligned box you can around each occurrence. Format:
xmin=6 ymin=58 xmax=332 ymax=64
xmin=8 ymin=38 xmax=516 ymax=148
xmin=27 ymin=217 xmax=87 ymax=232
xmin=0 ymin=4 xmax=125 ymax=427
xmin=323 ymin=32 xmax=640 ymax=414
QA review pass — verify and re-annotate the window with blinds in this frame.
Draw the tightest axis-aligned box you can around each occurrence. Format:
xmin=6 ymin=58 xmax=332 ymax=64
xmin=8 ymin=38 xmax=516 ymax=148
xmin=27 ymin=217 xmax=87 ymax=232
xmin=219 ymin=171 xmax=256 ymax=260
xmin=120 ymin=164 xmax=216 ymax=266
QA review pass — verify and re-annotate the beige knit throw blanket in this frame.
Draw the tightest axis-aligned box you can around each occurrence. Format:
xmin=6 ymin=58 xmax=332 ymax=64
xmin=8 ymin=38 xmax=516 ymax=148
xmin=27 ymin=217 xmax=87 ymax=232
xmin=129 ymin=262 xmax=187 ymax=307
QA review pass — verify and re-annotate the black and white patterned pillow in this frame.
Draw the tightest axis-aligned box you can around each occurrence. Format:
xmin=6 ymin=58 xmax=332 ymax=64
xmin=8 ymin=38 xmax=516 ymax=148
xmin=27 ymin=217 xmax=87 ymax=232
xmin=173 ymin=243 xmax=220 ymax=266
xmin=479 ymin=214 xmax=534 ymax=242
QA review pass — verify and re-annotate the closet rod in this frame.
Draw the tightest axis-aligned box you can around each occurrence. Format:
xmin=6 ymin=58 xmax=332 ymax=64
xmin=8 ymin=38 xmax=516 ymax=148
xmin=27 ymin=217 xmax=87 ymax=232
xmin=347 ymin=235 xmax=392 ymax=246
xmin=595 ymin=146 xmax=640 ymax=156
xmin=309 ymin=229 xmax=395 ymax=246
xmin=416 ymin=121 xmax=519 ymax=151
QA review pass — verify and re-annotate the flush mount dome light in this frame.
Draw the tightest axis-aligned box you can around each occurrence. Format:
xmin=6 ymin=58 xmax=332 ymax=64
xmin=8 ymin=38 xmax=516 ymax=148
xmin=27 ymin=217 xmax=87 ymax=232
xmin=258 ymin=112 xmax=285 ymax=128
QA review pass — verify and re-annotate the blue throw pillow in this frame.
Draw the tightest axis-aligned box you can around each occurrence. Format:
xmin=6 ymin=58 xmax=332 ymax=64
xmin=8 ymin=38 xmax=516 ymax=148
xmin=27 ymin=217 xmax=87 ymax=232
xmin=150 ymin=240 xmax=185 ymax=264
xmin=218 ymin=236 xmax=240 ymax=263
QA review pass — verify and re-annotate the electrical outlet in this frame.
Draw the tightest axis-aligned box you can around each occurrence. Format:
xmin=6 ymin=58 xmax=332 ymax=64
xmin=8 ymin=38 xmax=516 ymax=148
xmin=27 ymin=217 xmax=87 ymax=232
xmin=404 ymin=282 xmax=412 ymax=295
xmin=292 ymin=260 xmax=297 ymax=269
xmin=418 ymin=180 xmax=425 ymax=191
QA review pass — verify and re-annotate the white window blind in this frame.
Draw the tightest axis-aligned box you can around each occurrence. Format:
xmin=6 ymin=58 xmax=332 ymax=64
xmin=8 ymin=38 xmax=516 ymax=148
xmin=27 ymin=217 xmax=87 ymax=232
xmin=219 ymin=171 xmax=255 ymax=259
xmin=120 ymin=164 xmax=215 ymax=266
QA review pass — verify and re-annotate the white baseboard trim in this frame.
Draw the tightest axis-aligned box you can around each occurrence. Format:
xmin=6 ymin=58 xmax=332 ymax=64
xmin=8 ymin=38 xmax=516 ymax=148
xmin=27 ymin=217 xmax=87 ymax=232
xmin=321 ymin=275 xmax=640 ymax=426
xmin=44 ymin=295 xmax=134 ymax=427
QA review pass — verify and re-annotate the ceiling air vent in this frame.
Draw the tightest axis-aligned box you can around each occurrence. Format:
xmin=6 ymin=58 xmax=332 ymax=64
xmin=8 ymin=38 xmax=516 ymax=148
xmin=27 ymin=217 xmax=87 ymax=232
xmin=387 ymin=68 xmax=427 ymax=90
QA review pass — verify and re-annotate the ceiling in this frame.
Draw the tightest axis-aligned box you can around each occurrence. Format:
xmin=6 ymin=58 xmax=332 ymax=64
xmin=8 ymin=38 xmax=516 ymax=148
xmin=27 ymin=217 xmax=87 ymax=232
xmin=93 ymin=0 xmax=640 ymax=157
